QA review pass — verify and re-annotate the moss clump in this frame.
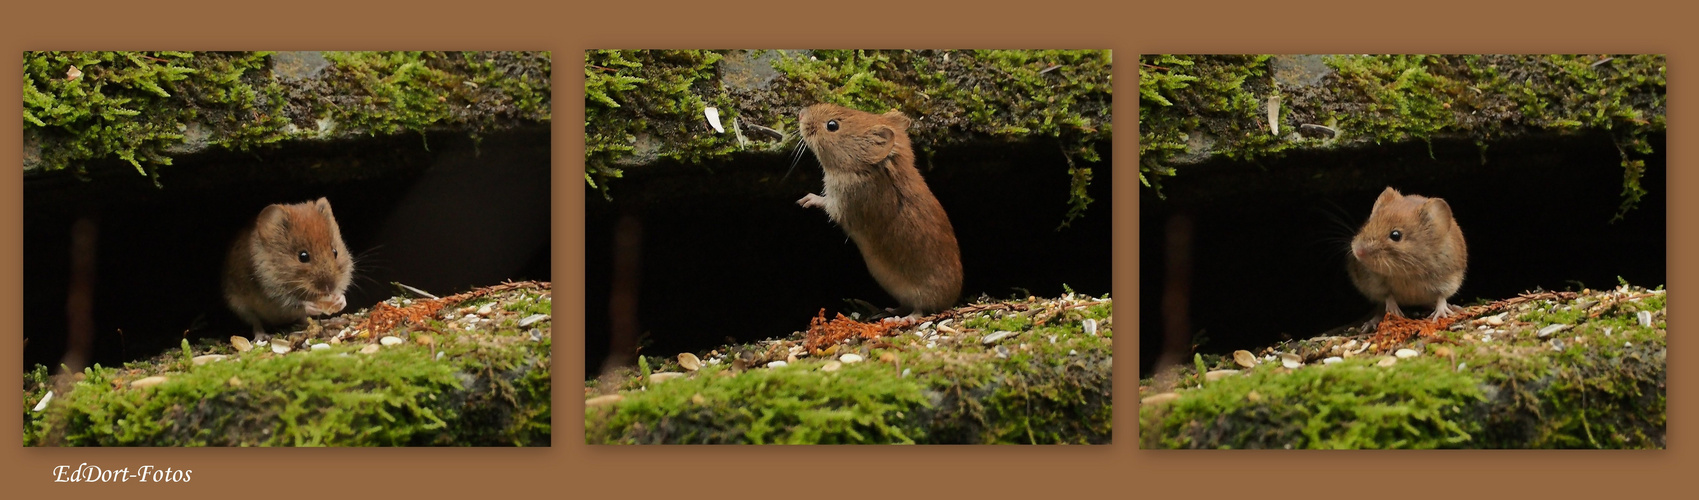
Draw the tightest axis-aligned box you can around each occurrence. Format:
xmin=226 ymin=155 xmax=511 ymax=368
xmin=317 ymin=51 xmax=551 ymax=138
xmin=583 ymin=50 xmax=1112 ymax=225
xmin=586 ymin=294 xmax=1113 ymax=444
xmin=24 ymin=51 xmax=283 ymax=181
xmin=1140 ymin=285 xmax=1666 ymax=449
xmin=1138 ymin=55 xmax=1665 ymax=218
xmin=23 ymin=51 xmax=551 ymax=182
xmin=22 ymin=282 xmax=552 ymax=447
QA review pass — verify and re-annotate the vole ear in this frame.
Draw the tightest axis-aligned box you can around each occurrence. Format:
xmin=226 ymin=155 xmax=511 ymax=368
xmin=257 ymin=204 xmax=289 ymax=237
xmin=1422 ymin=198 xmax=1454 ymax=230
xmin=881 ymin=110 xmax=912 ymax=130
xmin=1371 ymin=187 xmax=1402 ymax=216
xmin=858 ymin=124 xmax=898 ymax=164
xmin=314 ymin=197 xmax=335 ymax=218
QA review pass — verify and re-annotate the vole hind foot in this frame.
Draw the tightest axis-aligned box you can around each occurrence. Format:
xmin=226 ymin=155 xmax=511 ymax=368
xmin=797 ymin=193 xmax=827 ymax=209
xmin=1427 ymin=298 xmax=1458 ymax=320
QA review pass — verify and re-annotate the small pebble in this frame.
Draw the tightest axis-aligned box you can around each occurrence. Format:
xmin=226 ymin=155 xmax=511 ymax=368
xmin=1048 ymin=335 xmax=1057 ymax=344
xmin=1321 ymin=357 xmax=1343 ymax=365
xmin=649 ymin=372 xmax=685 ymax=383
xmin=380 ymin=336 xmax=403 ymax=346
xmin=1550 ymin=339 xmax=1564 ymax=351
xmin=476 ymin=304 xmax=493 ymax=316
xmin=1486 ymin=314 xmax=1506 ymax=326
xmin=1069 ymin=349 xmax=1078 ymax=355
xmin=1083 ymin=318 xmax=1098 ymax=336
xmin=995 ymin=346 xmax=1010 ymax=358
xmin=821 ymin=361 xmax=843 ymax=372
xmin=529 ymin=329 xmax=543 ymax=341
xmin=840 ymin=353 xmax=864 ymax=364
xmin=359 ymin=345 xmax=380 ymax=354
xmin=1376 ymin=357 xmax=1397 ymax=367
xmin=1638 ymin=311 xmax=1653 ymax=327
xmin=1395 ymin=349 xmax=1419 ymax=359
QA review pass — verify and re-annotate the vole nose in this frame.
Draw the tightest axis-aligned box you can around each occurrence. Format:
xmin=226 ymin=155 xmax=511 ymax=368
xmin=1351 ymin=245 xmax=1365 ymax=260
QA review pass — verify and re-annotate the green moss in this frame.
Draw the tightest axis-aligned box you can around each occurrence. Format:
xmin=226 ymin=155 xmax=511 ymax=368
xmin=586 ymin=294 xmax=1113 ymax=444
xmin=23 ymin=51 xmax=551 ymax=182
xmin=24 ymin=283 xmax=552 ymax=446
xmin=1138 ymin=55 xmax=1665 ymax=218
xmin=1141 ymin=285 xmax=1665 ymax=449
xmin=583 ymin=49 xmax=1112 ymax=226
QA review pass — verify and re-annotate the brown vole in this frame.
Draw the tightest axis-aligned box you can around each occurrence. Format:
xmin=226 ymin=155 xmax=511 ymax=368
xmin=795 ymin=104 xmax=963 ymax=316
xmin=222 ymin=198 xmax=354 ymax=340
xmin=1347 ymin=187 xmax=1468 ymax=329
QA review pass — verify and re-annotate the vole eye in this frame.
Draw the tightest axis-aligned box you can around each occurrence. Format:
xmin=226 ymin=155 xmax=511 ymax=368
xmin=333 ymin=248 xmax=338 ymax=258
xmin=298 ymin=251 xmax=310 ymax=263
xmin=826 ymin=120 xmax=839 ymax=132
xmin=1389 ymin=230 xmax=1403 ymax=242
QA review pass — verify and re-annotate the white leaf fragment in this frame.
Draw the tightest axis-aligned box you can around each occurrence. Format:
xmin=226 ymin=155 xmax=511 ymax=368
xmin=705 ymin=107 xmax=724 ymax=133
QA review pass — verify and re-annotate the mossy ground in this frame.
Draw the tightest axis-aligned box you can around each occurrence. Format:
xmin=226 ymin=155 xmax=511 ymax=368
xmin=585 ymin=294 xmax=1112 ymax=444
xmin=1139 ymin=284 xmax=1665 ymax=449
xmin=585 ymin=49 xmax=1111 ymax=224
xmin=24 ymin=51 xmax=550 ymax=182
xmin=1139 ymin=54 xmax=1665 ymax=219
xmin=21 ymin=282 xmax=552 ymax=447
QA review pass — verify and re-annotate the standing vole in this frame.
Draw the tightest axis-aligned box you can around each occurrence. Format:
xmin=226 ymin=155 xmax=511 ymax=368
xmin=222 ymin=197 xmax=354 ymax=340
xmin=795 ymin=104 xmax=963 ymax=316
xmin=1347 ymin=187 xmax=1468 ymax=329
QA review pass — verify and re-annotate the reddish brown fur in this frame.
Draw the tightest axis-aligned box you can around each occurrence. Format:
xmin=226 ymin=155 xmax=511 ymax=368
xmin=796 ymin=104 xmax=962 ymax=314
xmin=1347 ymin=187 xmax=1468 ymax=322
xmin=222 ymin=197 xmax=354 ymax=339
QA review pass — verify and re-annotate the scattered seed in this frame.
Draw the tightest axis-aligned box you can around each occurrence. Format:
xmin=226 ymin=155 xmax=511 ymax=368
xmin=821 ymin=361 xmax=843 ymax=372
xmin=271 ymin=343 xmax=292 ymax=355
xmin=766 ymin=360 xmax=788 ymax=368
xmin=1205 ymin=369 xmax=1241 ymax=381
xmin=995 ymin=346 xmax=1010 ymax=358
xmin=1395 ymin=348 xmax=1419 ymax=359
xmin=476 ymin=304 xmax=493 ymax=316
xmin=131 ymin=376 xmax=169 ymax=389
xmin=840 ymin=353 xmax=864 ymax=364
xmin=1538 ymin=324 xmax=1569 ymax=338
xmin=1141 ymin=392 xmax=1181 ymax=405
xmin=901 ymin=368 xmax=912 ymax=377
xmin=192 ymin=354 xmax=228 ymax=365
xmin=32 ymin=391 xmax=53 ymax=412
xmin=1280 ymin=353 xmax=1302 ymax=369
xmin=1638 ymin=311 xmax=1653 ymax=327
xmin=518 ymin=314 xmax=549 ymax=327
xmin=1233 ymin=350 xmax=1258 ymax=368
xmin=359 ymin=344 xmax=380 ymax=354
xmin=678 ymin=352 xmax=702 ymax=371
xmin=585 ymin=394 xmax=624 ymax=407
xmin=704 ymin=106 xmax=724 ymax=133
xmin=980 ymin=330 xmax=1017 ymax=345
xmin=311 ymin=343 xmax=330 ymax=351
xmin=380 ymin=336 xmax=403 ymax=346
xmin=1083 ymin=318 xmax=1098 ymax=336
xmin=1321 ymin=357 xmax=1344 ymax=365
xmin=1377 ymin=357 xmax=1397 ymax=367
xmin=649 ymin=372 xmax=685 ymax=383
xmin=230 ymin=336 xmax=253 ymax=352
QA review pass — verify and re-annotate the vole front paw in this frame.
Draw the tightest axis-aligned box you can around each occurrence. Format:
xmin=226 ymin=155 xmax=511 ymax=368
xmin=797 ymin=193 xmax=826 ymax=209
